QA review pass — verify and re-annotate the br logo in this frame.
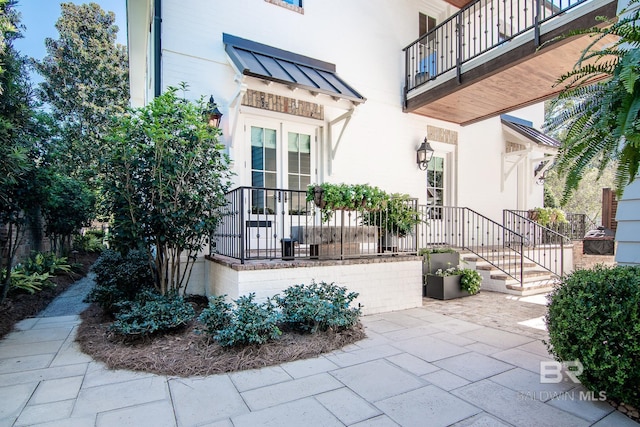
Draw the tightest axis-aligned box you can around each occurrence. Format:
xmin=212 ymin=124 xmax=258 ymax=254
xmin=540 ymin=360 xmax=583 ymax=383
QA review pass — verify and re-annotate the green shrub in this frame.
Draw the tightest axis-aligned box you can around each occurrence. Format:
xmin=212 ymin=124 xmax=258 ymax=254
xmin=213 ymin=294 xmax=281 ymax=347
xmin=110 ymin=289 xmax=195 ymax=337
xmin=85 ymin=249 xmax=153 ymax=312
xmin=19 ymin=252 xmax=72 ymax=276
xmin=6 ymin=271 xmax=52 ymax=294
xmin=73 ymin=233 xmax=105 ymax=253
xmin=460 ymin=269 xmax=482 ymax=295
xmin=546 ymin=265 xmax=640 ymax=408
xmin=198 ymin=295 xmax=232 ymax=335
xmin=274 ymin=281 xmax=361 ymax=333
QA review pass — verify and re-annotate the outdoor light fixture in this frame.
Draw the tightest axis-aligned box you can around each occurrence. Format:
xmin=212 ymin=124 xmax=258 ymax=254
xmin=206 ymin=95 xmax=223 ymax=128
xmin=416 ymin=137 xmax=434 ymax=170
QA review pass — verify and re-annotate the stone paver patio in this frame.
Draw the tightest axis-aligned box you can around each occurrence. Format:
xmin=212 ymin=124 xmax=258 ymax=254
xmin=0 ymin=290 xmax=638 ymax=427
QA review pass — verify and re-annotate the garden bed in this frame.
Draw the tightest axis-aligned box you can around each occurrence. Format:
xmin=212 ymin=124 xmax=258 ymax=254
xmin=76 ymin=302 xmax=366 ymax=377
xmin=0 ymin=252 xmax=99 ymax=339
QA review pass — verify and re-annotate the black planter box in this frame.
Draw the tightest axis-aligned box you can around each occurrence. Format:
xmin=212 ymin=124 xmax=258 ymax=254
xmin=423 ymin=252 xmax=460 ymax=276
xmin=425 ymin=274 xmax=471 ymax=300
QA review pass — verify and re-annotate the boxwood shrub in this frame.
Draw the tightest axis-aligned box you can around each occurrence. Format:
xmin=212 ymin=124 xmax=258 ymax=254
xmin=546 ymin=265 xmax=640 ymax=407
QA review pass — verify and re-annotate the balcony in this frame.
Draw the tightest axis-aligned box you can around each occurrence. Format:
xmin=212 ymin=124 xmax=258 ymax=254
xmin=403 ymin=0 xmax=619 ymax=125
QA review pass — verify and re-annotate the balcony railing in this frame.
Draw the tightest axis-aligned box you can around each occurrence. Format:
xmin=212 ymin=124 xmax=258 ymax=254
xmin=211 ymin=186 xmax=419 ymax=263
xmin=404 ymin=0 xmax=590 ymax=92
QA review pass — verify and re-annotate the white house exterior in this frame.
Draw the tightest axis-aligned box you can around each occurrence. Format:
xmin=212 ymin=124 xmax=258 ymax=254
xmin=126 ymin=0 xmax=575 ymax=313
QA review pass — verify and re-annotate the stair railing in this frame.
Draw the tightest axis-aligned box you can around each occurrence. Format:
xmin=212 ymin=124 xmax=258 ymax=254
xmin=419 ymin=206 xmax=525 ymax=285
xmin=503 ymin=209 xmax=572 ymax=278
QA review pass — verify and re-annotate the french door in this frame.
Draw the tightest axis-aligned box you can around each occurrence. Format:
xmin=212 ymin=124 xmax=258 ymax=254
xmin=246 ymin=119 xmax=316 ymax=257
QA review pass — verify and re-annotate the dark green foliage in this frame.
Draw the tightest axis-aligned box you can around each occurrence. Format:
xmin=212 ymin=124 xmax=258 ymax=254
xmin=6 ymin=270 xmax=52 ymax=294
xmin=110 ymin=289 xmax=195 ymax=337
xmin=103 ymin=84 xmax=231 ymax=294
xmin=546 ymin=265 xmax=640 ymax=407
xmin=19 ymin=252 xmax=72 ymax=276
xmin=73 ymin=233 xmax=105 ymax=253
xmin=35 ymin=2 xmax=129 ymax=182
xmin=85 ymin=249 xmax=153 ymax=313
xmin=212 ymin=294 xmax=281 ymax=347
xmin=274 ymin=281 xmax=361 ymax=333
xmin=40 ymin=173 xmax=95 ymax=255
xmin=197 ymin=295 xmax=232 ymax=336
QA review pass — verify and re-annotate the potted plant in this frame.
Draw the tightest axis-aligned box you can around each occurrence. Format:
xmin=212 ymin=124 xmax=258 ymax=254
xmin=361 ymin=193 xmax=422 ymax=251
xmin=419 ymin=247 xmax=460 ymax=277
xmin=425 ymin=266 xmax=481 ymax=300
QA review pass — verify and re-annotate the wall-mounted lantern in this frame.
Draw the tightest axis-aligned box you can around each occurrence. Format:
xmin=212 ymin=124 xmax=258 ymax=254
xmin=416 ymin=137 xmax=435 ymax=170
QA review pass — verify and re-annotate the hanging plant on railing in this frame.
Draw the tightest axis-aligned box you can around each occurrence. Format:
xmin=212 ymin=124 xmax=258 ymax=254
xmin=361 ymin=193 xmax=422 ymax=238
xmin=528 ymin=207 xmax=568 ymax=228
xmin=306 ymin=183 xmax=388 ymax=222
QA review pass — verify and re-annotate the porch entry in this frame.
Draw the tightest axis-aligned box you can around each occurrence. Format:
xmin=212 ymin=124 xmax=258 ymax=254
xmin=246 ymin=119 xmax=317 ymax=255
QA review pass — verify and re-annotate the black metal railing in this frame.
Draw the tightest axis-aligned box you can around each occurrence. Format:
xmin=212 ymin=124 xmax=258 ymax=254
xmin=418 ymin=206 xmax=526 ymax=284
xmin=503 ymin=209 xmax=571 ymax=277
xmin=211 ymin=186 xmax=419 ymax=263
xmin=404 ymin=0 xmax=592 ymax=92
xmin=505 ymin=209 xmax=593 ymax=240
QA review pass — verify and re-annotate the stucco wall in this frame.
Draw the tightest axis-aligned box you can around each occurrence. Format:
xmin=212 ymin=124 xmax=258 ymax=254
xmin=152 ymin=0 xmax=546 ymax=217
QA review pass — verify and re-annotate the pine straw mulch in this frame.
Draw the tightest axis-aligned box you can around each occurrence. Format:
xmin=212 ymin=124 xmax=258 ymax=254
xmin=76 ymin=301 xmax=366 ymax=377
xmin=0 ymin=253 xmax=99 ymax=339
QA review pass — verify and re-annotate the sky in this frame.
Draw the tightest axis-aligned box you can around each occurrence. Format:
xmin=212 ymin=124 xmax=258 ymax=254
xmin=13 ymin=0 xmax=127 ymax=65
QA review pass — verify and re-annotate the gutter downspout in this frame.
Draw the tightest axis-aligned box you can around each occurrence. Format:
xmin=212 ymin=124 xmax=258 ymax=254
xmin=153 ymin=0 xmax=162 ymax=97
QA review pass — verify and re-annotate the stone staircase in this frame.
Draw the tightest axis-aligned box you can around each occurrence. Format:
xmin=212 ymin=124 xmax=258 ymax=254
xmin=459 ymin=251 xmax=559 ymax=296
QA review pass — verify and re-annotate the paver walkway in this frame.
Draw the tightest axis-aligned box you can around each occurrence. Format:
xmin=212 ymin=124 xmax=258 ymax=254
xmin=0 ymin=278 xmax=638 ymax=426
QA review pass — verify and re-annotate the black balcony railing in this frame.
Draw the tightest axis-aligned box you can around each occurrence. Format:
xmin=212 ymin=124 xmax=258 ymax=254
xmin=404 ymin=0 xmax=591 ymax=92
xmin=211 ymin=186 xmax=419 ymax=263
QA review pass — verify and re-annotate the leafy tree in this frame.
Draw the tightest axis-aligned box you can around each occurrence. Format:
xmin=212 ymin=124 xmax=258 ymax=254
xmin=0 ymin=0 xmax=37 ymax=303
xmin=544 ymin=0 xmax=640 ymax=203
xmin=544 ymin=166 xmax=615 ymax=222
xmin=35 ymin=2 xmax=129 ymax=182
xmin=103 ymin=85 xmax=232 ymax=295
xmin=0 ymin=0 xmax=16 ymax=84
xmin=40 ymin=173 xmax=95 ymax=256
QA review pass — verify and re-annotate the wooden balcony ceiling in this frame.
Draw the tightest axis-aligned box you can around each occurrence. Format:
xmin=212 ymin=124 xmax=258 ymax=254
xmin=443 ymin=0 xmax=474 ymax=8
xmin=406 ymin=1 xmax=618 ymax=126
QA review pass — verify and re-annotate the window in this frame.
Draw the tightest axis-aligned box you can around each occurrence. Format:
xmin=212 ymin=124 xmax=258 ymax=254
xmin=265 ymin=0 xmax=303 ymax=12
xmin=427 ymin=156 xmax=445 ymax=218
xmin=419 ymin=13 xmax=437 ymax=38
xmin=251 ymin=126 xmax=277 ymax=214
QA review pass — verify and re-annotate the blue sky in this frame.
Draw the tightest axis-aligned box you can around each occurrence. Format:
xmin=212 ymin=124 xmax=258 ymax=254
xmin=13 ymin=0 xmax=127 ymax=62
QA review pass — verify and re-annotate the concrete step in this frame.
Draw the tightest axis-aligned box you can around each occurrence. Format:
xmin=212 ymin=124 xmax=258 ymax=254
xmin=506 ymin=278 xmax=560 ymax=296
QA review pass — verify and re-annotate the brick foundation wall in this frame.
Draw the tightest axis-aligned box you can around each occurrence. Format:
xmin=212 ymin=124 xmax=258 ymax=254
xmin=572 ymin=240 xmax=617 ymax=270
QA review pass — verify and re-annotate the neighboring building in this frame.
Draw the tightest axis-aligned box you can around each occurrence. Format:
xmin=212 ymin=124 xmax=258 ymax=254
xmin=126 ymin=0 xmax=617 ymax=313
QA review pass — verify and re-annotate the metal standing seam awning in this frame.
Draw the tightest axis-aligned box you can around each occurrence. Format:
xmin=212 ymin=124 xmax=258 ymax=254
xmin=223 ymin=33 xmax=366 ymax=105
xmin=500 ymin=114 xmax=560 ymax=189
xmin=501 ymin=115 xmax=561 ymax=150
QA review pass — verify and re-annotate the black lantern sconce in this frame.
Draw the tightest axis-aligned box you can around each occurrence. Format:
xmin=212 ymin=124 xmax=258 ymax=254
xmin=206 ymin=95 xmax=223 ymax=128
xmin=416 ymin=137 xmax=435 ymax=170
